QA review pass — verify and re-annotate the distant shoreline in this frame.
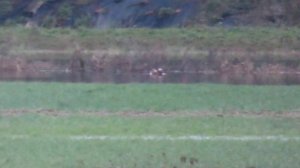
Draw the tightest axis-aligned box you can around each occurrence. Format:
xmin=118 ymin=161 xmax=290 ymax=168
xmin=0 ymin=27 xmax=299 ymax=74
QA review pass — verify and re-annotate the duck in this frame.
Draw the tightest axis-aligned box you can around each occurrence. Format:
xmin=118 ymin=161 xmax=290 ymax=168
xmin=149 ymin=68 xmax=166 ymax=78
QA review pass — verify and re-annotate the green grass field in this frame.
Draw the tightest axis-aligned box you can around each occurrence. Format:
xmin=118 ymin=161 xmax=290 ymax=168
xmin=1 ymin=114 xmax=300 ymax=136
xmin=1 ymin=138 xmax=300 ymax=168
xmin=0 ymin=82 xmax=300 ymax=168
xmin=0 ymin=113 xmax=300 ymax=168
xmin=0 ymin=82 xmax=299 ymax=112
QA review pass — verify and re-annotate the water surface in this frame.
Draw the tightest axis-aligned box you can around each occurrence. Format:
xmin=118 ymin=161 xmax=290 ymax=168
xmin=1 ymin=70 xmax=299 ymax=85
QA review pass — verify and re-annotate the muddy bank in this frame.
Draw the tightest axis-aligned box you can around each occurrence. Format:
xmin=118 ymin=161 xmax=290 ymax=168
xmin=0 ymin=54 xmax=300 ymax=84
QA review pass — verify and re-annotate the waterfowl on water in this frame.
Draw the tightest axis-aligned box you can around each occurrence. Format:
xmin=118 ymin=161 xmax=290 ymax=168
xmin=149 ymin=68 xmax=166 ymax=78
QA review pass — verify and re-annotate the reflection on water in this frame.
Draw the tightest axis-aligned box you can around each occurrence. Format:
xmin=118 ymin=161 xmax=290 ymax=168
xmin=0 ymin=70 xmax=299 ymax=85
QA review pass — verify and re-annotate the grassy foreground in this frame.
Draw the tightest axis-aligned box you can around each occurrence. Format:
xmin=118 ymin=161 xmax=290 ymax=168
xmin=0 ymin=114 xmax=300 ymax=168
xmin=0 ymin=82 xmax=299 ymax=112
xmin=1 ymin=82 xmax=300 ymax=168
xmin=1 ymin=138 xmax=299 ymax=168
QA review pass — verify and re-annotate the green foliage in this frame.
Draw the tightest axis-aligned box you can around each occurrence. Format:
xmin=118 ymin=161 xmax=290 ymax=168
xmin=57 ymin=3 xmax=72 ymax=18
xmin=158 ymin=7 xmax=178 ymax=18
xmin=205 ymin=0 xmax=224 ymax=12
xmin=284 ymin=0 xmax=300 ymax=25
xmin=0 ymin=0 xmax=13 ymax=16
xmin=1 ymin=0 xmax=300 ymax=27
xmin=74 ymin=14 xmax=93 ymax=28
xmin=39 ymin=2 xmax=74 ymax=28
xmin=40 ymin=15 xmax=57 ymax=28
xmin=0 ymin=0 xmax=300 ymax=27
xmin=230 ymin=0 xmax=258 ymax=11
xmin=55 ymin=2 xmax=73 ymax=26
xmin=1 ymin=26 xmax=300 ymax=54
xmin=72 ymin=0 xmax=94 ymax=5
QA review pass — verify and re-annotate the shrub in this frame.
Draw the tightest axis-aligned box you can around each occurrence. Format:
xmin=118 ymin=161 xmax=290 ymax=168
xmin=158 ymin=7 xmax=177 ymax=18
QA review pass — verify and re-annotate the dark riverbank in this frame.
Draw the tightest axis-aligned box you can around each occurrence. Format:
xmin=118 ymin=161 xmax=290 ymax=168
xmin=1 ymin=0 xmax=300 ymax=28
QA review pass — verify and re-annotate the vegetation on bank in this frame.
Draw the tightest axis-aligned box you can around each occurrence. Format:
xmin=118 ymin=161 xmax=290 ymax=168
xmin=2 ymin=26 xmax=300 ymax=49
xmin=1 ymin=0 xmax=300 ymax=27
xmin=0 ymin=82 xmax=299 ymax=112
xmin=0 ymin=26 xmax=300 ymax=61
